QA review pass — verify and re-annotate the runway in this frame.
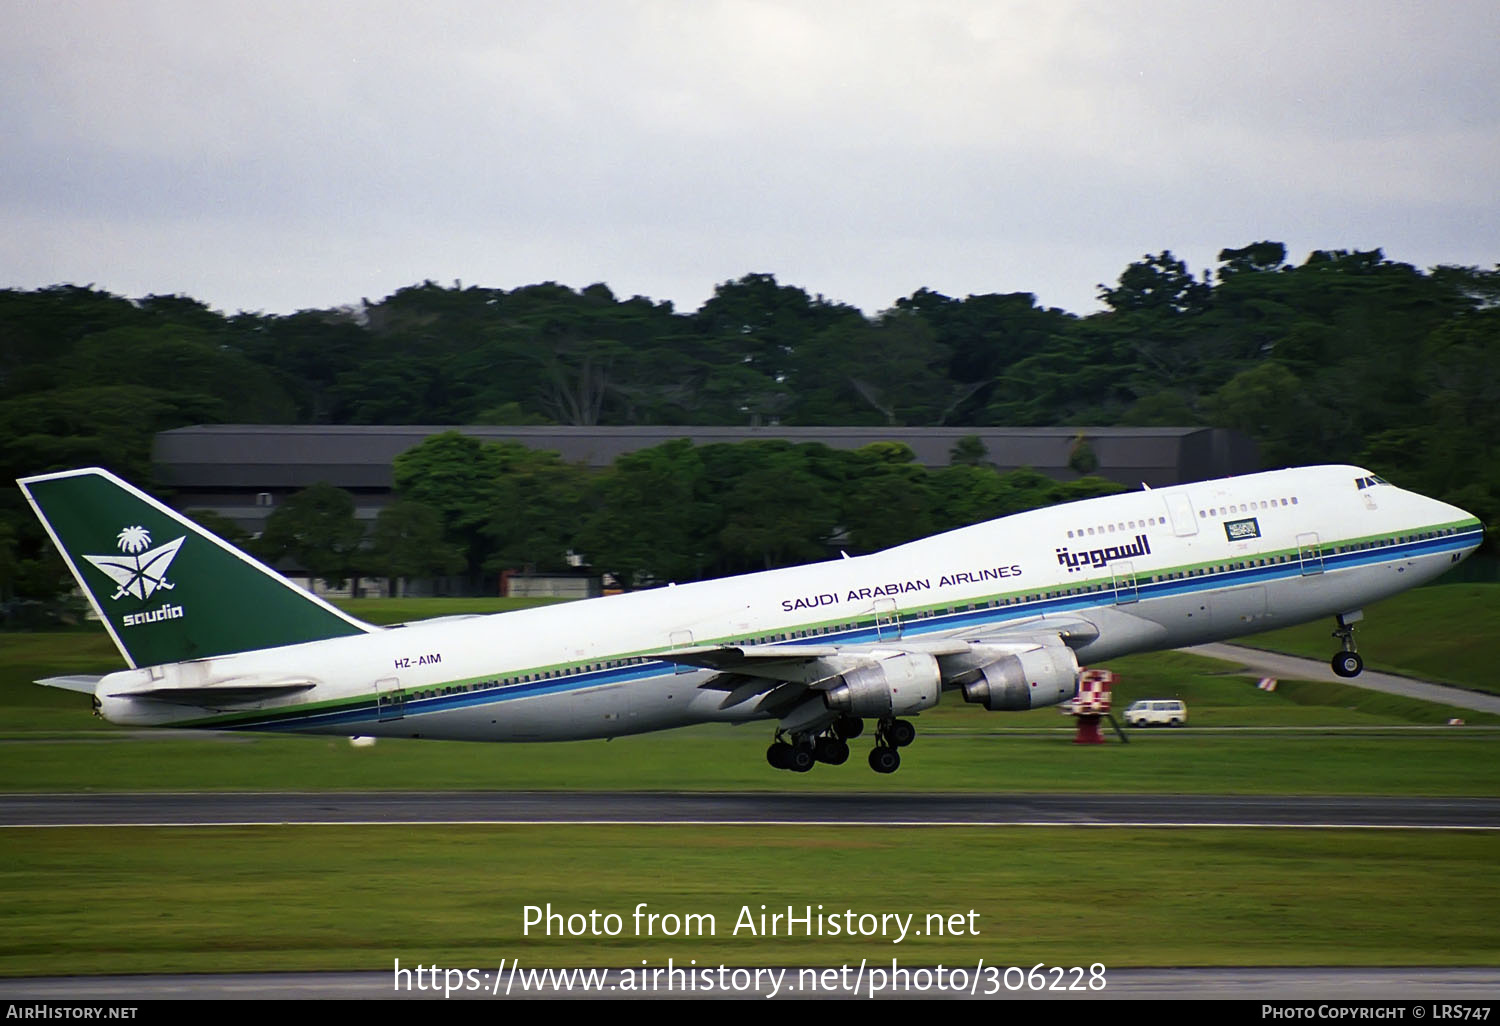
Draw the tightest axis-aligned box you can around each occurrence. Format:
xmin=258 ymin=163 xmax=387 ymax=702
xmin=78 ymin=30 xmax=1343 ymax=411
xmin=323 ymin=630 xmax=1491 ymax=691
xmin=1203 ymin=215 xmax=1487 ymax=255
xmin=1185 ymin=643 xmax=1500 ymax=715
xmin=5 ymin=792 xmax=1495 ymax=1001
xmin=3 ymin=791 xmax=1497 ymax=829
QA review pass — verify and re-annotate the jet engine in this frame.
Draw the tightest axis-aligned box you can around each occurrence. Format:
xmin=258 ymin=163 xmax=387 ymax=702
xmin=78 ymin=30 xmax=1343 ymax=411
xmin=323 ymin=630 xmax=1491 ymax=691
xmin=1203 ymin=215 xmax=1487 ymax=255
xmin=960 ymin=644 xmax=1079 ymax=711
xmin=823 ymin=652 xmax=941 ymax=719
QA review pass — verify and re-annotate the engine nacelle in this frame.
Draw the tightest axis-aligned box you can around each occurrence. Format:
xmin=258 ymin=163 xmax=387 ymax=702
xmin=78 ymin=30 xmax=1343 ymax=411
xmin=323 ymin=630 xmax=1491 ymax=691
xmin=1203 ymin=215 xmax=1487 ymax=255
xmin=960 ymin=645 xmax=1079 ymax=711
xmin=824 ymin=652 xmax=941 ymax=719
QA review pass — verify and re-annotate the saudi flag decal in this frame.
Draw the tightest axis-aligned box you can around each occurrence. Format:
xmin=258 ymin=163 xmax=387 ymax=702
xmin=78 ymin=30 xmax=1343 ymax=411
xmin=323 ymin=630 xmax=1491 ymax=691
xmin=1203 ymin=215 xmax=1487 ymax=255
xmin=82 ymin=526 xmax=186 ymax=603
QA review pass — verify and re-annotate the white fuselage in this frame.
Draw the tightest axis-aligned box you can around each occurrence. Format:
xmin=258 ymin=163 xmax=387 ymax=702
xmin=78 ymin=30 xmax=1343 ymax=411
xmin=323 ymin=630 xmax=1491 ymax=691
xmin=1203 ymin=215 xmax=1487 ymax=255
xmin=94 ymin=465 xmax=1482 ymax=740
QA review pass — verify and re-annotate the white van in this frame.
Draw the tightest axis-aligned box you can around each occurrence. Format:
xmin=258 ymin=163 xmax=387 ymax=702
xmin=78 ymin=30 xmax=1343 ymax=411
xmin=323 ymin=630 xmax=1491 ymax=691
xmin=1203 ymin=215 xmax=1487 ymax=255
xmin=1124 ymin=699 xmax=1188 ymax=727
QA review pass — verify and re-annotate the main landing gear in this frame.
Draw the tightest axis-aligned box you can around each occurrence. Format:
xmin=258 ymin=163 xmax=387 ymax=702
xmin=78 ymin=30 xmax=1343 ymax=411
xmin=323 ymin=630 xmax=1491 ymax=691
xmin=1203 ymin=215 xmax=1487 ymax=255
xmin=766 ymin=715 xmax=915 ymax=774
xmin=1330 ymin=611 xmax=1365 ymax=678
xmin=867 ymin=716 xmax=915 ymax=774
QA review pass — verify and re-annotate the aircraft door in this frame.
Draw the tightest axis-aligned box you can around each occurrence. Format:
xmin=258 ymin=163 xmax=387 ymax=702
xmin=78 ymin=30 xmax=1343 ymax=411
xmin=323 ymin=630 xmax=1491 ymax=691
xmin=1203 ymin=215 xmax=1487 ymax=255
xmin=669 ymin=629 xmax=694 ymax=674
xmin=375 ymin=676 xmax=405 ymax=721
xmin=1164 ymin=493 xmax=1199 ymax=537
xmin=1111 ymin=561 xmax=1139 ymax=605
xmin=1296 ymin=532 xmax=1325 ymax=576
xmin=874 ymin=597 xmax=902 ymax=640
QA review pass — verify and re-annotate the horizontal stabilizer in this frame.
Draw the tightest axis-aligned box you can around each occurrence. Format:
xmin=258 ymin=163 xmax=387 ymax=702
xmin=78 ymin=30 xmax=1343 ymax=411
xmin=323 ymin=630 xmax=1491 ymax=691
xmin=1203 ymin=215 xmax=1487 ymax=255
xmin=36 ymin=675 xmax=105 ymax=694
xmin=103 ymin=676 xmax=317 ymax=707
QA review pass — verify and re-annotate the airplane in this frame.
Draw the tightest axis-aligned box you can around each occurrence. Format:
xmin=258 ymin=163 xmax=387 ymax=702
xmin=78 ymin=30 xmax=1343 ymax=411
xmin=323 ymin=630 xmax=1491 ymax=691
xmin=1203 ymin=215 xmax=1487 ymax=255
xmin=18 ymin=464 xmax=1484 ymax=774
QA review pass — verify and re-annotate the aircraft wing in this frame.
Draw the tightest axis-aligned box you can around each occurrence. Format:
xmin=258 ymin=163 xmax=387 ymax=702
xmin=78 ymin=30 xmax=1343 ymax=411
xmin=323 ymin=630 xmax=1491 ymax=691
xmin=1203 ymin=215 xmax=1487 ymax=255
xmin=953 ymin=615 xmax=1100 ymax=649
xmin=663 ymin=639 xmax=971 ymax=681
xmin=658 ymin=615 xmax=1098 ymax=698
xmin=660 ymin=643 xmax=860 ymax=695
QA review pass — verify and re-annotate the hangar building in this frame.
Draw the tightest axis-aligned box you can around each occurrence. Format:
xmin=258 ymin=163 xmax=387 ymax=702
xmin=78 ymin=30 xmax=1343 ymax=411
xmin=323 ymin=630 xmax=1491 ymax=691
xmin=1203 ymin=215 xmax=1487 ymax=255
xmin=153 ymin=423 xmax=1257 ymax=531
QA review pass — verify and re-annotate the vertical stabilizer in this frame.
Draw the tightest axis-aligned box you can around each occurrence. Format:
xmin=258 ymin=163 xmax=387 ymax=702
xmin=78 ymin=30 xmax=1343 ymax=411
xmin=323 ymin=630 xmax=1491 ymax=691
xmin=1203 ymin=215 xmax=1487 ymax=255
xmin=18 ymin=468 xmax=373 ymax=667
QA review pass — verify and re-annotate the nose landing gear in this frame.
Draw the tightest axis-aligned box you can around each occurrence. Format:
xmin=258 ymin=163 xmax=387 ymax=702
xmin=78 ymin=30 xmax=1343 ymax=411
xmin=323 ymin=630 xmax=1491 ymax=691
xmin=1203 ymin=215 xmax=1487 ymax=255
xmin=1330 ymin=611 xmax=1365 ymax=678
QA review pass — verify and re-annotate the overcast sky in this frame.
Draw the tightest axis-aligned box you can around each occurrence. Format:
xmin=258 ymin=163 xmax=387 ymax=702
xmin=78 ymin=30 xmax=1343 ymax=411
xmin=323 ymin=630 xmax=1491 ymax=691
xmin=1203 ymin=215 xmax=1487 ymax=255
xmin=3 ymin=1 xmax=1497 ymax=318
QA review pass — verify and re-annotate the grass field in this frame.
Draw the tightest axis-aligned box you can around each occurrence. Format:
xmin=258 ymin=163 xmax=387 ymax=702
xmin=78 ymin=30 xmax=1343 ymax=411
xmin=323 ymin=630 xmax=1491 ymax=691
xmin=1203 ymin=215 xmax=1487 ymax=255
xmin=3 ymin=825 xmax=1496 ymax=975
xmin=3 ymin=725 xmax=1498 ymax=795
xmin=3 ymin=635 xmax=1496 ymax=793
xmin=2 ymin=586 xmax=1497 ymax=793
xmin=3 ymin=587 xmax=1495 ymax=978
xmin=1242 ymin=583 xmax=1499 ymax=695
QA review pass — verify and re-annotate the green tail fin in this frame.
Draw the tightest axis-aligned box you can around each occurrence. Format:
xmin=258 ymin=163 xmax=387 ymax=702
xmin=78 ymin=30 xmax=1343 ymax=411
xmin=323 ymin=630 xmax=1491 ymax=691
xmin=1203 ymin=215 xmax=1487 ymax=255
xmin=18 ymin=467 xmax=373 ymax=667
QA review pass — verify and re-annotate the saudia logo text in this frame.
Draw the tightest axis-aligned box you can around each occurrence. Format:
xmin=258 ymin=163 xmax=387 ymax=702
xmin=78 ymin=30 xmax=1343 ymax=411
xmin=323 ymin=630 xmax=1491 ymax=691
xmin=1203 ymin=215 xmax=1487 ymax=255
xmin=81 ymin=526 xmax=187 ymax=628
xmin=1055 ymin=534 xmax=1151 ymax=573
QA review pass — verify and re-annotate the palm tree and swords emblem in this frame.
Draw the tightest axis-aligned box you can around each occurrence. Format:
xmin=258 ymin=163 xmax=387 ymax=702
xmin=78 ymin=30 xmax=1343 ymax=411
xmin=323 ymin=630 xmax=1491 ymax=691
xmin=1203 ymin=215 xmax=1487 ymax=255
xmin=82 ymin=526 xmax=186 ymax=602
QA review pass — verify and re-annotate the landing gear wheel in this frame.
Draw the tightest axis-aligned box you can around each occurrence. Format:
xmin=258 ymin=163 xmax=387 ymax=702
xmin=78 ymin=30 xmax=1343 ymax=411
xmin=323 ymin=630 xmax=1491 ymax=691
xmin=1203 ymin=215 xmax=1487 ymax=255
xmin=833 ymin=715 xmax=864 ymax=740
xmin=766 ymin=743 xmax=792 ymax=770
xmin=814 ymin=736 xmax=850 ymax=765
xmin=1331 ymin=651 xmax=1364 ymax=678
xmin=885 ymin=719 xmax=916 ymax=748
xmin=1330 ymin=614 xmax=1363 ymax=678
xmin=868 ymin=746 xmax=901 ymax=774
xmin=788 ymin=746 xmax=815 ymax=773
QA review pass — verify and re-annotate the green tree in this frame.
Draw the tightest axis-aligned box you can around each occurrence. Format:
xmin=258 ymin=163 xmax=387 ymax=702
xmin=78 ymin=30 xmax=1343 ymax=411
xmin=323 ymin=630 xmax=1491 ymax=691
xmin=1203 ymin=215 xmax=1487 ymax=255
xmin=367 ymin=500 xmax=465 ymax=596
xmin=255 ymin=483 xmax=365 ymax=589
xmin=1068 ymin=433 xmax=1099 ymax=475
xmin=576 ymin=439 xmax=716 ymax=587
xmin=709 ymin=443 xmax=839 ymax=572
xmin=482 ymin=451 xmax=591 ymax=573
xmin=948 ymin=434 xmax=989 ymax=466
xmin=185 ymin=510 xmax=252 ymax=550
xmin=0 ymin=385 xmax=225 ymax=483
xmin=1099 ymin=251 xmax=1211 ymax=316
xmin=791 ymin=314 xmax=965 ymax=426
xmin=392 ymin=432 xmax=508 ymax=582
xmin=929 ymin=463 xmax=1009 ymax=532
xmin=837 ymin=443 xmax=935 ymax=553
xmin=1217 ymin=241 xmax=1288 ymax=280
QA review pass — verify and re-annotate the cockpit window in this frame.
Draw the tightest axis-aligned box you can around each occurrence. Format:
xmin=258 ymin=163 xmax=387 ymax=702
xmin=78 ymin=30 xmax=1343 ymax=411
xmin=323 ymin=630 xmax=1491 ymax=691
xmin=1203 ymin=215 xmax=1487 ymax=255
xmin=1356 ymin=475 xmax=1392 ymax=489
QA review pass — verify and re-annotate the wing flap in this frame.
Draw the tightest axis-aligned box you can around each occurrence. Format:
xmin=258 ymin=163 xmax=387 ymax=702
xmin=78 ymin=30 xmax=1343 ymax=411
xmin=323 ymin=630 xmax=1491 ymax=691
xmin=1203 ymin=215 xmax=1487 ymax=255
xmin=661 ymin=643 xmax=840 ymax=669
xmin=957 ymin=616 xmax=1101 ymax=648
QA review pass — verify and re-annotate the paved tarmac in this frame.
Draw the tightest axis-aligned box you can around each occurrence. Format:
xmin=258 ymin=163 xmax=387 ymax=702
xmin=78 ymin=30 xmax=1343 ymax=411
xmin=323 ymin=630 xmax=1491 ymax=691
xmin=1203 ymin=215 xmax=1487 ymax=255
xmin=3 ymin=791 xmax=1496 ymax=828
xmin=1185 ymin=644 xmax=1500 ymax=714
xmin=6 ymin=646 xmax=1496 ymax=1002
